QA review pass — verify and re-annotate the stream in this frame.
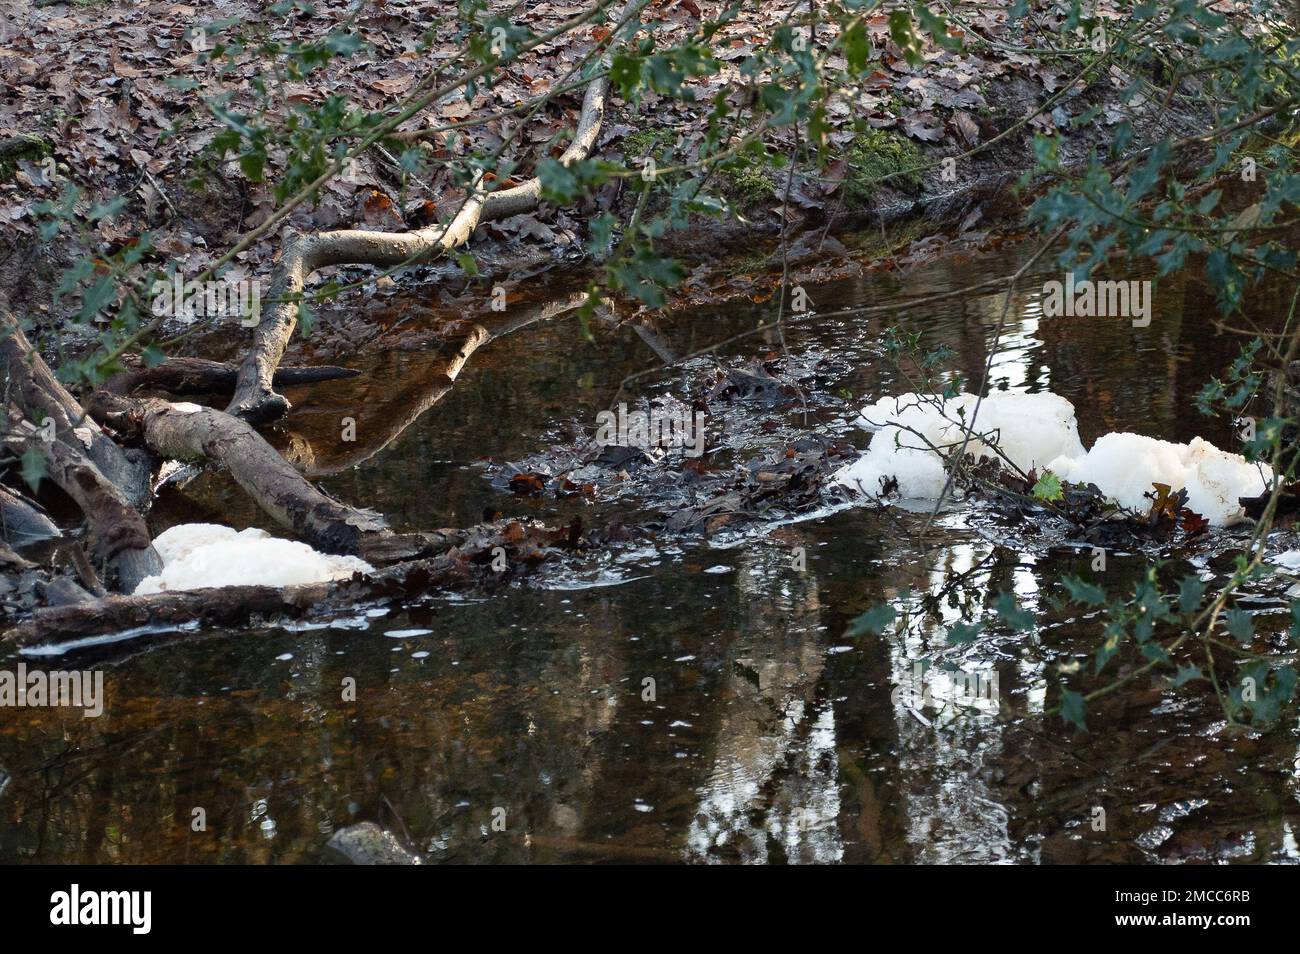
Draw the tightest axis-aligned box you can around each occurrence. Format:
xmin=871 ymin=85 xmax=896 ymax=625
xmin=3 ymin=237 xmax=1299 ymax=864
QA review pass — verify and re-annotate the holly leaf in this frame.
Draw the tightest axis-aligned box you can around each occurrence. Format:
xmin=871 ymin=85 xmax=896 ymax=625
xmin=946 ymin=621 xmax=983 ymax=645
xmin=848 ymin=603 xmax=896 ymax=636
xmin=994 ymin=592 xmax=1035 ymax=631
xmin=1178 ymin=576 xmax=1206 ymax=615
xmin=21 ymin=444 xmax=46 ymax=492
xmin=1059 ymin=688 xmax=1087 ymax=731
xmin=1061 ymin=574 xmax=1105 ymax=606
xmin=298 ymin=300 xmax=315 ymax=338
xmin=1224 ymin=608 xmax=1253 ymax=644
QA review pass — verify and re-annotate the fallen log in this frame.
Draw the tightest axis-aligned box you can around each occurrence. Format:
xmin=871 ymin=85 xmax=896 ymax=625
xmin=1 ymin=301 xmax=151 ymax=507
xmin=226 ymin=70 xmax=613 ymax=424
xmin=2 ymin=303 xmax=163 ymax=591
xmin=88 ymin=394 xmax=451 ymax=563
xmin=0 ymin=484 xmax=60 ymax=544
xmin=4 ymin=422 xmax=162 ymax=592
xmin=3 ymin=518 xmax=574 ymax=649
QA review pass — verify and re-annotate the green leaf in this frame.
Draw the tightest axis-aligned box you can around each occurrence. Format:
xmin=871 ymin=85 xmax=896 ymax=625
xmin=888 ymin=11 xmax=922 ymax=65
xmin=1224 ymin=608 xmax=1253 ymax=644
xmin=1178 ymin=576 xmax=1206 ymax=615
xmin=297 ymin=300 xmax=315 ymax=338
xmin=1031 ymin=470 xmax=1063 ymax=501
xmin=843 ymin=21 xmax=870 ymax=73
xmin=1061 ymin=575 xmax=1106 ymax=606
xmin=946 ymin=621 xmax=982 ymax=646
xmin=1059 ymin=688 xmax=1087 ymax=731
xmin=20 ymin=444 xmax=46 ymax=492
xmin=848 ymin=603 xmax=896 ymax=637
xmin=239 ymin=150 xmax=266 ymax=182
xmin=915 ymin=5 xmax=962 ymax=51
xmin=74 ymin=272 xmax=116 ymax=317
xmin=455 ymin=252 xmax=479 ymax=277
xmin=1172 ymin=664 xmax=1202 ymax=688
xmin=1140 ymin=640 xmax=1170 ymax=664
xmin=994 ymin=592 xmax=1035 ymax=632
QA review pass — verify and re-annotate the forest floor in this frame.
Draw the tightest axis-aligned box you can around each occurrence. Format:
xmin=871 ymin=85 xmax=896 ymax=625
xmin=0 ymin=0 xmax=1235 ymax=339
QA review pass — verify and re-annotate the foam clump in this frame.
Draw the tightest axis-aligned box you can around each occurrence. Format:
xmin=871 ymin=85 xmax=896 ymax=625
xmin=834 ymin=391 xmax=1271 ymax=526
xmin=1048 ymin=434 xmax=1271 ymax=526
xmin=135 ymin=523 xmax=373 ymax=594
xmin=832 ymin=391 xmax=1085 ymax=499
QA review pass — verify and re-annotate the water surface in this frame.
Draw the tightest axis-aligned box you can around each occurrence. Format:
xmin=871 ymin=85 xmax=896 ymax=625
xmin=3 ymin=240 xmax=1298 ymax=864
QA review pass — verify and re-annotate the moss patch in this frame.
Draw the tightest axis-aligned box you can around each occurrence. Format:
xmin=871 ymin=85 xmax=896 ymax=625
xmin=843 ymin=129 xmax=923 ymax=206
xmin=622 ymin=127 xmax=676 ymax=165
xmin=841 ymin=214 xmax=933 ymax=262
xmin=0 ymin=134 xmax=52 ymax=183
xmin=717 ymin=151 xmax=776 ymax=207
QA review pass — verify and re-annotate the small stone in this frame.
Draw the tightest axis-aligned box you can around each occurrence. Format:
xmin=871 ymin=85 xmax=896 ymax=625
xmin=324 ymin=822 xmax=421 ymax=865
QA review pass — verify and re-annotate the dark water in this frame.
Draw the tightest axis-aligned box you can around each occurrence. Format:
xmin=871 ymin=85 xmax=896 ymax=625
xmin=4 ymin=240 xmax=1299 ymax=864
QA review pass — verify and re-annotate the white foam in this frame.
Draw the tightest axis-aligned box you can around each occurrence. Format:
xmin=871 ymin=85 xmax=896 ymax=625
xmin=835 ymin=391 xmax=1271 ymax=525
xmin=135 ymin=523 xmax=372 ymax=594
xmin=1049 ymin=433 xmax=1271 ymax=526
xmin=833 ymin=391 xmax=1085 ymax=498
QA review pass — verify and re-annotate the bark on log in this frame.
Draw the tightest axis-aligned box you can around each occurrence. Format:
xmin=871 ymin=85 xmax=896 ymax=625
xmin=2 ymin=305 xmax=162 ymax=591
xmin=4 ymin=420 xmax=162 ymax=592
xmin=226 ymin=74 xmax=611 ymax=424
xmin=0 ymin=484 xmax=60 ymax=544
xmin=1 ymin=302 xmax=151 ymax=506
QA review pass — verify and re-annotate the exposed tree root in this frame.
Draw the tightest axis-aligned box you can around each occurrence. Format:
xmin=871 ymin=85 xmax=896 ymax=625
xmin=226 ymin=74 xmax=611 ymax=424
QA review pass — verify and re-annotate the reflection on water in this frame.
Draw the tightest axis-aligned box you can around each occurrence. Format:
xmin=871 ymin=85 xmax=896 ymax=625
xmin=4 ymin=241 xmax=1300 ymax=864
